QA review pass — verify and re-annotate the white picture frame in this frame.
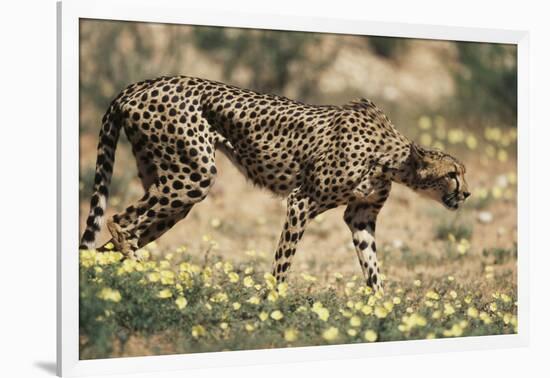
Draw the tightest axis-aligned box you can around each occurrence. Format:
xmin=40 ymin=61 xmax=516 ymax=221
xmin=57 ymin=0 xmax=530 ymax=376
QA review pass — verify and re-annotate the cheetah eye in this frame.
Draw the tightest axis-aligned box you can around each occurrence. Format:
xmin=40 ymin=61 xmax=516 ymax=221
xmin=447 ymin=172 xmax=457 ymax=179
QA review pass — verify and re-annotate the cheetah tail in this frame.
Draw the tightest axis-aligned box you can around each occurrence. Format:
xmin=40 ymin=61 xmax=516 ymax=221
xmin=79 ymin=100 xmax=124 ymax=250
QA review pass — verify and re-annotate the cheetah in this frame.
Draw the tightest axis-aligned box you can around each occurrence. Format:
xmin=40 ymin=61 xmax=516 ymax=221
xmin=80 ymin=75 xmax=470 ymax=291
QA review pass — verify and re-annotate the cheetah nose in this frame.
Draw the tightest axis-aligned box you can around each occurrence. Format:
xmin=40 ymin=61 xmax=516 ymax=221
xmin=463 ymin=191 xmax=471 ymax=199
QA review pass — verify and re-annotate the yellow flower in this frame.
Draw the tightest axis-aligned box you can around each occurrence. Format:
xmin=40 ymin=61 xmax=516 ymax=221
xmin=413 ymin=280 xmax=422 ymax=287
xmin=425 ymin=290 xmax=440 ymax=300
xmin=264 ymin=273 xmax=277 ymax=289
xmin=456 ymin=239 xmax=470 ymax=255
xmin=267 ymin=290 xmax=279 ymax=302
xmin=97 ymin=251 xmax=123 ymax=265
xmin=191 ymin=325 xmax=206 ymax=338
xmin=228 ymin=272 xmax=239 ymax=283
xmin=175 ymin=296 xmax=188 ymax=310
xmin=245 ymin=323 xmax=255 ymax=332
xmin=210 ymin=292 xmax=228 ymax=303
xmin=366 ymin=295 xmax=377 ymax=307
xmin=467 ymin=307 xmax=479 ymax=318
xmin=148 ymin=272 xmax=161 ymax=283
xmin=284 ymin=328 xmax=298 ymax=342
xmin=443 ymin=323 xmax=463 ymax=337
xmin=400 ymin=313 xmax=427 ymax=332
xmin=418 ymin=115 xmax=432 ymax=130
xmin=383 ymin=301 xmax=394 ymax=312
xmin=247 ymin=296 xmax=261 ymax=305
xmin=219 ymin=322 xmax=229 ymax=330
xmin=79 ymin=249 xmax=97 ymax=267
xmin=479 ymin=311 xmax=492 ymax=324
xmin=466 ymin=134 xmax=478 ymax=150
xmin=97 ymin=287 xmax=121 ymax=302
xmin=259 ymin=312 xmax=269 ymax=321
xmin=157 ymin=289 xmax=173 ymax=299
xmin=448 ymin=128 xmax=465 ymax=144
xmin=312 ymin=302 xmax=330 ymax=321
xmin=444 ymin=303 xmax=455 ymax=315
xmin=340 ymin=309 xmax=353 ymax=318
xmin=364 ymin=329 xmax=378 ymax=342
xmin=160 ymin=270 xmax=175 ymax=285
xmin=497 ymin=149 xmax=508 ymax=162
xmin=270 ymin=310 xmax=284 ymax=320
xmin=223 ymin=261 xmax=233 ymax=274
xmin=277 ymin=282 xmax=288 ymax=297
xmin=500 ymin=293 xmax=512 ymax=303
xmin=449 ymin=290 xmax=458 ymax=299
xmin=350 ymin=316 xmax=362 ymax=327
xmin=232 ymin=302 xmax=241 ymax=310
xmin=392 ymin=297 xmax=402 ymax=305
xmin=243 ymin=276 xmax=255 ymax=288
xmin=374 ymin=306 xmax=388 ymax=319
xmin=322 ymin=327 xmax=339 ymax=341
xmin=361 ymin=305 xmax=373 ymax=316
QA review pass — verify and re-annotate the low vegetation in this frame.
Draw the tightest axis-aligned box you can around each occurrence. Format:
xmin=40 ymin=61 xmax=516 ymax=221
xmin=79 ymin=246 xmax=517 ymax=359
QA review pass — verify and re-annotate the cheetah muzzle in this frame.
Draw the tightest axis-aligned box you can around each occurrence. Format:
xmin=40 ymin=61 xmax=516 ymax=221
xmin=80 ymin=75 xmax=470 ymax=292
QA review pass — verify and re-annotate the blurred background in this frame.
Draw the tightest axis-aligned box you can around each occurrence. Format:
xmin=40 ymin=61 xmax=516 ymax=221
xmin=79 ymin=19 xmax=517 ymax=289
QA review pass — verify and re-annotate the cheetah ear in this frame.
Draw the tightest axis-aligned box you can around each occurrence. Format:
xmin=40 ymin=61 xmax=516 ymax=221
xmin=409 ymin=143 xmax=430 ymax=180
xmin=409 ymin=143 xmax=425 ymax=165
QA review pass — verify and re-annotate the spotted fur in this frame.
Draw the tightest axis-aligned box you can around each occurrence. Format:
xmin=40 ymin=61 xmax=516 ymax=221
xmin=80 ymin=75 xmax=470 ymax=290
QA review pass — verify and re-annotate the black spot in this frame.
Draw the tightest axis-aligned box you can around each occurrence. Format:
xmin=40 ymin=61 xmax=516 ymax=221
xmin=171 ymin=200 xmax=184 ymax=208
xmin=187 ymin=190 xmax=202 ymax=198
xmin=358 ymin=240 xmax=369 ymax=250
xmin=82 ymin=230 xmax=95 ymax=242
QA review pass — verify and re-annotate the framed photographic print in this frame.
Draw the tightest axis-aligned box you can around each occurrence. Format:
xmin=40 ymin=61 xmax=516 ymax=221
xmin=57 ymin=0 xmax=529 ymax=376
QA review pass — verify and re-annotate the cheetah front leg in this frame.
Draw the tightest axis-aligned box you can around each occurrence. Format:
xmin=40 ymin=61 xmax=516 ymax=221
xmin=344 ymin=184 xmax=390 ymax=292
xmin=271 ymin=189 xmax=320 ymax=283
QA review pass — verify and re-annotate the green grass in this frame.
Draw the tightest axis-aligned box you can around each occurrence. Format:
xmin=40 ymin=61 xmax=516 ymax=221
xmin=79 ymin=249 xmax=517 ymax=359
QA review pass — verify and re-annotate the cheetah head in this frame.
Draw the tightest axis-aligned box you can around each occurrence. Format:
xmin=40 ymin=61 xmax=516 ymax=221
xmin=408 ymin=143 xmax=470 ymax=210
